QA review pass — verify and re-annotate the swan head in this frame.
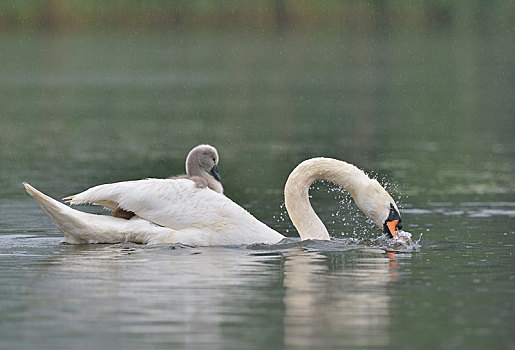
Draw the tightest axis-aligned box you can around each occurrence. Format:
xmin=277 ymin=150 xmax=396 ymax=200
xmin=186 ymin=144 xmax=221 ymax=182
xmin=352 ymin=177 xmax=403 ymax=239
xmin=383 ymin=203 xmax=402 ymax=239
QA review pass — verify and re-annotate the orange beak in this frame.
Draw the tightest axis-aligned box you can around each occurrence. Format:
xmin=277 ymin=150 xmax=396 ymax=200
xmin=387 ymin=219 xmax=400 ymax=239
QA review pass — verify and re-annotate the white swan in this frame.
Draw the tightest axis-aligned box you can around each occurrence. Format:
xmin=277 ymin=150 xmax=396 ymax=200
xmin=23 ymin=157 xmax=402 ymax=245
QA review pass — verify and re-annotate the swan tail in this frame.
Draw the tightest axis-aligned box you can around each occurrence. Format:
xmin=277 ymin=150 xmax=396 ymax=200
xmin=23 ymin=182 xmax=141 ymax=244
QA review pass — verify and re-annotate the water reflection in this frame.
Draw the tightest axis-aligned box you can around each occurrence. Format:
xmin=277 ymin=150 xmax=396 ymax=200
xmin=282 ymin=249 xmax=398 ymax=348
xmin=2 ymin=240 xmax=403 ymax=349
xmin=7 ymin=244 xmax=285 ymax=349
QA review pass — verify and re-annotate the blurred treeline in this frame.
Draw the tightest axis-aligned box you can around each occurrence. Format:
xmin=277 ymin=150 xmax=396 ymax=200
xmin=1 ymin=0 xmax=514 ymax=33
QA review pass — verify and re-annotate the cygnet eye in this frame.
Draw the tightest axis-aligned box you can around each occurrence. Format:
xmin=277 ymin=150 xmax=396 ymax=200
xmin=212 ymin=158 xmax=216 ymax=162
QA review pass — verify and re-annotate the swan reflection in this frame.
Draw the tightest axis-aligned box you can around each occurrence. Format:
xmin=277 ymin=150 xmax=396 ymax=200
xmin=22 ymin=242 xmax=401 ymax=348
xmin=282 ymin=249 xmax=398 ymax=348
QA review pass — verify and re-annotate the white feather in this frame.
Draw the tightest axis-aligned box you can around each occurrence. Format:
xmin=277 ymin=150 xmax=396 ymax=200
xmin=25 ymin=180 xmax=284 ymax=245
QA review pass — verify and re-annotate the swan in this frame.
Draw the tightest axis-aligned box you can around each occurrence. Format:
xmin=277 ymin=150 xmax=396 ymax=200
xmin=178 ymin=144 xmax=223 ymax=194
xmin=23 ymin=157 xmax=402 ymax=245
xmin=113 ymin=144 xmax=223 ymax=219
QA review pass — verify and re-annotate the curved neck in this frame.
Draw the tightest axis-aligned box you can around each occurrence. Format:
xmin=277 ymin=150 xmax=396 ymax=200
xmin=284 ymin=158 xmax=389 ymax=241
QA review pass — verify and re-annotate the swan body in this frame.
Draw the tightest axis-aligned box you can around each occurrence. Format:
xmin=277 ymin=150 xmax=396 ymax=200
xmin=24 ymin=157 xmax=402 ymax=245
xmin=24 ymin=180 xmax=283 ymax=245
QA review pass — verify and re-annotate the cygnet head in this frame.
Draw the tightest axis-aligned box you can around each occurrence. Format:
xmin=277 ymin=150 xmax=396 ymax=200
xmin=185 ymin=144 xmax=221 ymax=182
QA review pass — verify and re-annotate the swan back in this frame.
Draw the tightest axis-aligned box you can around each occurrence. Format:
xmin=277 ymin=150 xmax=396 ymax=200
xmin=66 ymin=178 xmax=283 ymax=243
xmin=285 ymin=158 xmax=400 ymax=240
xmin=25 ymin=181 xmax=283 ymax=245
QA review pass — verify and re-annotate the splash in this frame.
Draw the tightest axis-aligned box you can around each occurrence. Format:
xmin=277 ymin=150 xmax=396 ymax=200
xmin=309 ymin=180 xmax=378 ymax=238
xmin=248 ymin=230 xmax=421 ymax=254
xmin=364 ymin=230 xmax=422 ymax=252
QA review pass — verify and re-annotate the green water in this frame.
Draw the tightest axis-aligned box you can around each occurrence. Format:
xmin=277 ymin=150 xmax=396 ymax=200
xmin=0 ymin=31 xmax=514 ymax=349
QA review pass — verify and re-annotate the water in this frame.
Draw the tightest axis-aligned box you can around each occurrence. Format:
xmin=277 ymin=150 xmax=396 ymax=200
xmin=1 ymin=31 xmax=514 ymax=349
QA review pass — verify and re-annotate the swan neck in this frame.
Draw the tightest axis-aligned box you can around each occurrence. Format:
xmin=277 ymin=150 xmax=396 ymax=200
xmin=283 ymin=159 xmax=333 ymax=240
xmin=284 ymin=158 xmax=380 ymax=241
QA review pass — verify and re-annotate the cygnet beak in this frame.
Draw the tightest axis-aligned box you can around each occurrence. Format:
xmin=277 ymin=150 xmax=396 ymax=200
xmin=210 ymin=164 xmax=221 ymax=182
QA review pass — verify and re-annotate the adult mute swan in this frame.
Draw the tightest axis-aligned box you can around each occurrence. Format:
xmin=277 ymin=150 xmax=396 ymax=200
xmin=23 ymin=157 xmax=402 ymax=245
xmin=113 ymin=144 xmax=223 ymax=219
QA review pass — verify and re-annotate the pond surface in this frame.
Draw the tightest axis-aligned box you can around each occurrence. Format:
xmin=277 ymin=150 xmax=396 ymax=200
xmin=0 ymin=31 xmax=514 ymax=349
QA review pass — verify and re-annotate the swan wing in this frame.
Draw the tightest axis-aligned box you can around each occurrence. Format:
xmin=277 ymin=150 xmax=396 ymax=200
xmin=25 ymin=182 xmax=284 ymax=245
xmin=65 ymin=178 xmax=267 ymax=232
